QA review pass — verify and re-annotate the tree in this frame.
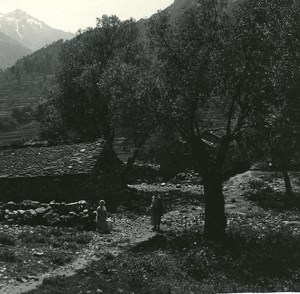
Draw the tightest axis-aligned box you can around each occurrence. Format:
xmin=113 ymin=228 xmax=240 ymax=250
xmin=148 ymin=0 xmax=300 ymax=240
xmin=52 ymin=15 xmax=143 ymax=143
xmin=34 ymin=86 xmax=67 ymax=141
xmin=98 ymin=59 xmax=163 ymax=183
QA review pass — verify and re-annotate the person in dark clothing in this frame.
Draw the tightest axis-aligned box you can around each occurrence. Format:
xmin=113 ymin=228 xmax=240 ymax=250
xmin=150 ymin=195 xmax=164 ymax=231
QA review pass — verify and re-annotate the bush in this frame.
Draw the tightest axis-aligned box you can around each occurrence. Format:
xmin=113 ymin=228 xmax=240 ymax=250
xmin=0 ymin=233 xmax=16 ymax=246
xmin=11 ymin=106 xmax=34 ymax=125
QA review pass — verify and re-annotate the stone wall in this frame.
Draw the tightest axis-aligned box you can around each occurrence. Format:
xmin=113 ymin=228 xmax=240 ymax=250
xmin=0 ymin=174 xmax=98 ymax=203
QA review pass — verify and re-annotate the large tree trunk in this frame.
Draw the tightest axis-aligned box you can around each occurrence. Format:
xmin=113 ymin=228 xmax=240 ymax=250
xmin=191 ymin=137 xmax=228 ymax=242
xmin=203 ymin=172 xmax=226 ymax=241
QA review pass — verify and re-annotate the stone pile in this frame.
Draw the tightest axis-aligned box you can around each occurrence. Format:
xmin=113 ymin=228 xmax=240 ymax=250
xmin=0 ymin=199 xmax=97 ymax=229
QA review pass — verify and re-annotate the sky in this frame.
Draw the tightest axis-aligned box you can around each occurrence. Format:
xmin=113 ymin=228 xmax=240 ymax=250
xmin=0 ymin=0 xmax=174 ymax=33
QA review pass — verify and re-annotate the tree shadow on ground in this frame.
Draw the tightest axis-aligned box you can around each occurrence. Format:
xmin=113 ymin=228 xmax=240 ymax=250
xmin=246 ymin=191 xmax=300 ymax=211
xmin=120 ymin=187 xmax=204 ymax=215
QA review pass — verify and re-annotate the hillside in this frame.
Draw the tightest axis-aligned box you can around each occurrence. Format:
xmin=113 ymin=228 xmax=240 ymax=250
xmin=0 ymin=39 xmax=64 ymax=112
xmin=0 ymin=32 xmax=32 ymax=69
xmin=137 ymin=0 xmax=197 ymax=39
xmin=0 ymin=40 xmax=64 ymax=145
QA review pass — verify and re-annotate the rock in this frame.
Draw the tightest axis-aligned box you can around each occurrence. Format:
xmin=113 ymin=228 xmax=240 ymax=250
xmin=66 ymin=200 xmax=88 ymax=213
xmin=69 ymin=211 xmax=78 ymax=217
xmin=225 ymin=204 xmax=237 ymax=210
xmin=28 ymin=209 xmax=37 ymax=217
xmin=283 ymin=221 xmax=300 ymax=226
xmin=21 ymin=200 xmax=40 ymax=209
xmin=4 ymin=201 xmax=17 ymax=210
xmin=35 ymin=207 xmax=46 ymax=215
xmin=43 ymin=210 xmax=60 ymax=226
xmin=16 ymin=277 xmax=27 ymax=283
xmin=17 ymin=210 xmax=26 ymax=216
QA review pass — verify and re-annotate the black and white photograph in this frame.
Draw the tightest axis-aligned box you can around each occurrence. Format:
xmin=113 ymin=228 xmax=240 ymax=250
xmin=0 ymin=0 xmax=300 ymax=293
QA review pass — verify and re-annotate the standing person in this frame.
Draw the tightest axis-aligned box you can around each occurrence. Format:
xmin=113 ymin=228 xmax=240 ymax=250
xmin=96 ymin=200 xmax=110 ymax=233
xmin=150 ymin=195 xmax=164 ymax=231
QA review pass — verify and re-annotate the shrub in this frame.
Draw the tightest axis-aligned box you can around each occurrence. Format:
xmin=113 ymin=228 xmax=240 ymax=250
xmin=0 ymin=233 xmax=16 ymax=246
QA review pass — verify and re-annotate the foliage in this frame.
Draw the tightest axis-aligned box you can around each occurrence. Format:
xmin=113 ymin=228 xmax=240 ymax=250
xmin=34 ymin=86 xmax=67 ymax=141
xmin=11 ymin=106 xmax=34 ymax=125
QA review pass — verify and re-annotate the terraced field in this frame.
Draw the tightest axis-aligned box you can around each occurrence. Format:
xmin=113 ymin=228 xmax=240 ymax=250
xmin=0 ymin=123 xmax=40 ymax=146
xmin=0 ymin=73 xmax=55 ymax=116
xmin=0 ymin=72 xmax=55 ymax=145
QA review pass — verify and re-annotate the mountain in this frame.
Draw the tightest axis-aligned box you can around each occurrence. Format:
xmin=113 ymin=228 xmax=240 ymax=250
xmin=0 ymin=31 xmax=32 ymax=69
xmin=162 ymin=0 xmax=197 ymax=20
xmin=137 ymin=0 xmax=197 ymax=39
xmin=0 ymin=9 xmax=74 ymax=51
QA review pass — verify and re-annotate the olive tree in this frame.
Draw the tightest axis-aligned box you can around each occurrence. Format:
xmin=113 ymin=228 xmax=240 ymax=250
xmin=148 ymin=0 xmax=300 ymax=240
